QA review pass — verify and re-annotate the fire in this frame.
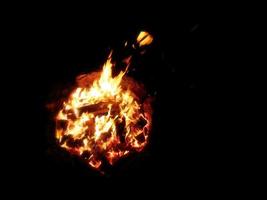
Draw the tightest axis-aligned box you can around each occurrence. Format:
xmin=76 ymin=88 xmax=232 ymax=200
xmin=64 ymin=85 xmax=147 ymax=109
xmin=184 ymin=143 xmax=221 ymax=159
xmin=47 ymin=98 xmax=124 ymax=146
xmin=55 ymin=32 xmax=153 ymax=171
xmin=136 ymin=31 xmax=153 ymax=47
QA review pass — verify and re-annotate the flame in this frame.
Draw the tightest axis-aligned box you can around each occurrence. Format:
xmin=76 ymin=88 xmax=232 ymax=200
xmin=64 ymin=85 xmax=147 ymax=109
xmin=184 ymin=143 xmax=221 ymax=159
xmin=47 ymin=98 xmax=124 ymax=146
xmin=136 ymin=31 xmax=153 ymax=47
xmin=55 ymin=32 xmax=153 ymax=170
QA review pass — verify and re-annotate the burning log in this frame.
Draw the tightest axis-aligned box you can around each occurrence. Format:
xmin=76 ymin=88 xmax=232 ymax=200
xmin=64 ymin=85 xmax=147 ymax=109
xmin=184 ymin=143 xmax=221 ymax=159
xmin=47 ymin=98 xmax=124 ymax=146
xmin=79 ymin=102 xmax=109 ymax=115
xmin=79 ymin=102 xmax=120 ymax=117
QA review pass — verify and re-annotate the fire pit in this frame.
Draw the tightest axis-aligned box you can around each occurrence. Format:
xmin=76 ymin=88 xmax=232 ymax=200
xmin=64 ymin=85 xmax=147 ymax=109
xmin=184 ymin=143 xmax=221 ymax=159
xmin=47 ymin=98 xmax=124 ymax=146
xmin=53 ymin=31 xmax=153 ymax=172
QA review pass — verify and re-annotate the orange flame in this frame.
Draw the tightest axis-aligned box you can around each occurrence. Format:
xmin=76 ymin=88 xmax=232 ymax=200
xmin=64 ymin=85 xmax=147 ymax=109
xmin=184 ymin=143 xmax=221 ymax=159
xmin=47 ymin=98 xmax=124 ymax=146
xmin=55 ymin=32 xmax=153 ymax=171
xmin=136 ymin=31 xmax=153 ymax=47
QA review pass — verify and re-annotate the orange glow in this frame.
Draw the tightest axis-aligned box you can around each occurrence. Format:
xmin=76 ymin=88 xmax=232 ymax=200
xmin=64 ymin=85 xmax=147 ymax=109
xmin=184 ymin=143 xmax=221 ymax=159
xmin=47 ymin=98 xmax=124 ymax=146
xmin=55 ymin=31 xmax=153 ymax=171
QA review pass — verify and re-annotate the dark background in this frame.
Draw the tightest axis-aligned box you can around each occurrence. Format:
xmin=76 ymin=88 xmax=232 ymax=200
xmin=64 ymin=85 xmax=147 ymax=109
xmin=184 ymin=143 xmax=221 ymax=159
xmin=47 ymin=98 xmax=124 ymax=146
xmin=5 ymin=4 xmax=247 ymax=196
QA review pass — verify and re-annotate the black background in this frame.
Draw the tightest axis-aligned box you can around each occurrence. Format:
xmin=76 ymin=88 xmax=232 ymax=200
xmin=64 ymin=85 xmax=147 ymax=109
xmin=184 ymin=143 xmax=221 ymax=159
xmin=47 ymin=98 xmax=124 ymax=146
xmin=5 ymin=4 xmax=248 ymax=196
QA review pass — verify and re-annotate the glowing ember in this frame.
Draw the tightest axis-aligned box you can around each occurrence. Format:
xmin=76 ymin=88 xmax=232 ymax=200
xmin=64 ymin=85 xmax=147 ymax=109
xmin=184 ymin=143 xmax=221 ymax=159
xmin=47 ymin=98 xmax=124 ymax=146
xmin=55 ymin=32 xmax=153 ymax=171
